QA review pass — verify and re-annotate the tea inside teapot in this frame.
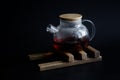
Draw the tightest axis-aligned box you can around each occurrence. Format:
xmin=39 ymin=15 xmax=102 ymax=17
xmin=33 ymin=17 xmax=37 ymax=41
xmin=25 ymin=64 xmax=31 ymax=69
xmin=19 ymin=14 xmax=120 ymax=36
xmin=53 ymin=36 xmax=89 ymax=51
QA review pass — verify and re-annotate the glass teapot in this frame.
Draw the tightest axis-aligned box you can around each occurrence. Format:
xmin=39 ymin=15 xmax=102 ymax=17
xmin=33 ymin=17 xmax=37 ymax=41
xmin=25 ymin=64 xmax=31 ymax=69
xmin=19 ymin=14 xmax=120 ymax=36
xmin=46 ymin=13 xmax=96 ymax=51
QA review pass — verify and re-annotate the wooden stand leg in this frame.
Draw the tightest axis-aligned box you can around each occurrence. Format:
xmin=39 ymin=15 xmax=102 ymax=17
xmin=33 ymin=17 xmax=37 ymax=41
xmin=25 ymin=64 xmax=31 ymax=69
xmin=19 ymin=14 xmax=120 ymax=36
xmin=79 ymin=50 xmax=88 ymax=60
xmin=87 ymin=46 xmax=100 ymax=58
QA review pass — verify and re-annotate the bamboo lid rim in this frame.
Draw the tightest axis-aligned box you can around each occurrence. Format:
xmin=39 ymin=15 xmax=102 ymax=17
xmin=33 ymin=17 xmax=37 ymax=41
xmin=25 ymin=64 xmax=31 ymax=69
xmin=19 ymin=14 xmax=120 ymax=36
xmin=59 ymin=13 xmax=82 ymax=21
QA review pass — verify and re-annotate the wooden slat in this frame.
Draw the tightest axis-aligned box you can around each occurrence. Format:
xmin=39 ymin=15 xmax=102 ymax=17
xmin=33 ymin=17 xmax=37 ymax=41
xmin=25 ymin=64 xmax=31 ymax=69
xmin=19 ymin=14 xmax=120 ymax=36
xmin=28 ymin=52 xmax=53 ymax=61
xmin=64 ymin=52 xmax=75 ymax=62
xmin=87 ymin=46 xmax=100 ymax=58
xmin=79 ymin=50 xmax=88 ymax=60
xmin=38 ymin=56 xmax=102 ymax=71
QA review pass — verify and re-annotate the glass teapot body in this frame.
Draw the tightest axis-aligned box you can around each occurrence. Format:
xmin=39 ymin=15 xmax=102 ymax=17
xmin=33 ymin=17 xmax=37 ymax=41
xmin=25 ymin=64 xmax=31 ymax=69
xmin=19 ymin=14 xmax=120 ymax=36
xmin=47 ymin=13 xmax=95 ymax=51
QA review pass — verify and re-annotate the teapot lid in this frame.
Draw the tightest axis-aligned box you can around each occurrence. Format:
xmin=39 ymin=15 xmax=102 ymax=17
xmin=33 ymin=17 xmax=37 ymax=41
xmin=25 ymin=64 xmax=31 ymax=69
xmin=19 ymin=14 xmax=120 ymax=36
xmin=59 ymin=13 xmax=82 ymax=21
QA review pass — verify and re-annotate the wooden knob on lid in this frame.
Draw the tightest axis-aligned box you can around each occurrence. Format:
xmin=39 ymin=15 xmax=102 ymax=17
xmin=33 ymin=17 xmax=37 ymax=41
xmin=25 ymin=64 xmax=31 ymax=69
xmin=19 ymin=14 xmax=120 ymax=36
xmin=59 ymin=13 xmax=82 ymax=21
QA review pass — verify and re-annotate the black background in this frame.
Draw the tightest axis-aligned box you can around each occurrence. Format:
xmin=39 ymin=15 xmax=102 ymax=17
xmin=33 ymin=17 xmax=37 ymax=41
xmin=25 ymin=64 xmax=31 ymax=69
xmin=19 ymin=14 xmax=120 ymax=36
xmin=3 ymin=0 xmax=120 ymax=80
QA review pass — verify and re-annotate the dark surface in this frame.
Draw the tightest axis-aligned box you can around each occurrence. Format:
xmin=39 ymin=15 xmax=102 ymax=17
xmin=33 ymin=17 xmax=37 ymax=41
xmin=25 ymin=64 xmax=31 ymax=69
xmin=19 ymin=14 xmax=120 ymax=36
xmin=4 ymin=0 xmax=120 ymax=80
xmin=3 ymin=62 xmax=104 ymax=80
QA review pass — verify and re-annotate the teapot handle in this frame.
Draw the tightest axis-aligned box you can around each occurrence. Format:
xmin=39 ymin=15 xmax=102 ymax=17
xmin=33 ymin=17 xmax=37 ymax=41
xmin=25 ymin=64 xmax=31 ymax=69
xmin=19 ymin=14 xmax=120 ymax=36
xmin=82 ymin=19 xmax=96 ymax=41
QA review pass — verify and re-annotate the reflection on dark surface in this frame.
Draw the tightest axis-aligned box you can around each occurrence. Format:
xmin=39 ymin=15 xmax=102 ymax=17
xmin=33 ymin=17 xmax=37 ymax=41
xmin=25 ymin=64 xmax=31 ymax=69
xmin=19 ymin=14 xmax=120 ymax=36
xmin=40 ymin=62 xmax=103 ymax=80
xmin=3 ymin=62 xmax=103 ymax=80
xmin=2 ymin=60 xmax=120 ymax=80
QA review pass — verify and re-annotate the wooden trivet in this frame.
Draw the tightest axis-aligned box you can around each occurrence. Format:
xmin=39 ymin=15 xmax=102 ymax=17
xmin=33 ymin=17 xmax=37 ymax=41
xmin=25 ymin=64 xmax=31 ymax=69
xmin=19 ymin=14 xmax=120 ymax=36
xmin=28 ymin=45 xmax=102 ymax=71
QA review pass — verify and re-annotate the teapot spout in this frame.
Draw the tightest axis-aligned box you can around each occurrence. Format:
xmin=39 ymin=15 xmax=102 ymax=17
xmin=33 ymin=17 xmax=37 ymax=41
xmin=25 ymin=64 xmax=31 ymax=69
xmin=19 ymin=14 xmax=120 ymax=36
xmin=46 ymin=24 xmax=59 ymax=34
